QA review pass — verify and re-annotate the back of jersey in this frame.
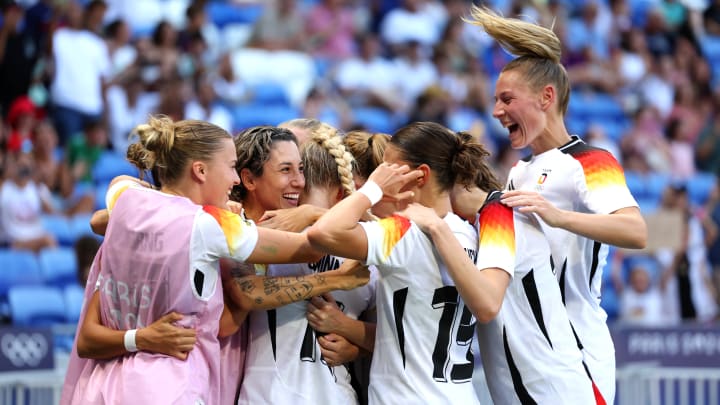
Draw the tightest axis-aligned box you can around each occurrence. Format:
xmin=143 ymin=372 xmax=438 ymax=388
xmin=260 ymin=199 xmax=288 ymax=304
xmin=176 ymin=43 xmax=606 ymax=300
xmin=361 ymin=214 xmax=480 ymax=405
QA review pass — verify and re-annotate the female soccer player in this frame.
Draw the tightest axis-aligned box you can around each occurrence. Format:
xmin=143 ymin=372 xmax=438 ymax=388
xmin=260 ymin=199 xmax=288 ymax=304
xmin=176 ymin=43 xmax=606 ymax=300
xmin=465 ymin=6 xmax=647 ymax=403
xmin=307 ymin=121 xmax=506 ymax=404
xmin=402 ymin=186 xmax=597 ymax=404
xmin=62 ymin=117 xmax=368 ymax=404
xmin=239 ymin=122 xmax=376 ymax=404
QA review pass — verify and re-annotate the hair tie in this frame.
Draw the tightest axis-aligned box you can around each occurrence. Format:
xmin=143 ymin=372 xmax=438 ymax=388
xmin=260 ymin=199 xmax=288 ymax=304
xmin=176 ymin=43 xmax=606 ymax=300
xmin=368 ymin=136 xmax=374 ymax=147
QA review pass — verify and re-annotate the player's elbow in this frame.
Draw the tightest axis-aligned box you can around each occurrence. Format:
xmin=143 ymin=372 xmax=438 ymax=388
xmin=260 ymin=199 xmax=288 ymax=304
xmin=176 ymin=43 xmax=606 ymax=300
xmin=625 ymin=219 xmax=648 ymax=250
xmin=473 ymin=303 xmax=502 ymax=324
xmin=307 ymin=223 xmax=331 ymax=253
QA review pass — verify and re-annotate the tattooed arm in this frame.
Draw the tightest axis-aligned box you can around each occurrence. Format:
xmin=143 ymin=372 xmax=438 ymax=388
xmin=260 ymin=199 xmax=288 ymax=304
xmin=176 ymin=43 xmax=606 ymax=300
xmin=225 ymin=259 xmax=369 ymax=311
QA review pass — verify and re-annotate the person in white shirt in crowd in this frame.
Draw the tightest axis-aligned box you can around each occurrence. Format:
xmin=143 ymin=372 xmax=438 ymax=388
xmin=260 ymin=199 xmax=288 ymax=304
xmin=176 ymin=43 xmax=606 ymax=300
xmin=50 ymin=0 xmax=111 ymax=145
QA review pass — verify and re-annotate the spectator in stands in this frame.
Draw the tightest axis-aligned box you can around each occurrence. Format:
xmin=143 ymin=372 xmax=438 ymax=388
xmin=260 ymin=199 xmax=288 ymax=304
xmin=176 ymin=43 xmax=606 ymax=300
xmin=104 ymin=18 xmax=136 ymax=81
xmin=393 ymin=40 xmax=438 ymax=112
xmin=0 ymin=1 xmax=40 ymax=119
xmin=695 ymin=94 xmax=720 ymax=174
xmin=656 ymin=184 xmax=719 ymax=323
xmin=620 ymin=104 xmax=671 ymax=173
xmin=33 ymin=119 xmax=94 ymax=215
xmin=136 ymin=21 xmax=179 ymax=91
xmin=665 ymin=118 xmax=697 ymax=181
xmin=305 ymin=0 xmax=359 ymax=61
xmin=703 ymin=0 xmax=720 ymax=35
xmin=64 ymin=119 xmax=108 ymax=185
xmin=564 ymin=1 xmax=612 ymax=63
xmin=613 ymin=255 xmax=665 ymax=326
xmin=177 ymin=1 xmax=206 ymax=52
xmin=49 ymin=0 xmax=111 ymax=145
xmin=184 ymin=75 xmax=233 ymax=133
xmin=334 ymin=32 xmax=404 ymax=113
xmin=154 ymin=76 xmax=188 ymax=122
xmin=106 ymin=71 xmax=157 ymax=155
xmin=210 ymin=53 xmax=247 ymax=106
xmin=73 ymin=234 xmax=101 ymax=287
xmin=379 ymin=0 xmax=446 ymax=55
xmin=5 ymin=96 xmax=40 ymax=153
xmin=0 ymin=151 xmax=57 ymax=252
xmin=301 ymin=85 xmax=352 ymax=130
xmin=247 ymin=0 xmax=305 ymax=52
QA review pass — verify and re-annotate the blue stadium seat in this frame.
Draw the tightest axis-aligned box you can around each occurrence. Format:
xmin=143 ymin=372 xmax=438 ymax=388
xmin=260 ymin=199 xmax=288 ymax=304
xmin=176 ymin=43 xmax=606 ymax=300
xmin=41 ymin=215 xmax=75 ymax=246
xmin=92 ymin=151 xmax=137 ymax=185
xmin=686 ymin=172 xmax=717 ymax=207
xmin=69 ymin=213 xmax=96 ymax=240
xmin=635 ymin=196 xmax=660 ymax=213
xmin=64 ymin=284 xmax=86 ymax=324
xmin=0 ymin=250 xmax=44 ymax=299
xmin=206 ymin=2 xmax=263 ymax=28
xmin=700 ymin=35 xmax=720 ymax=64
xmin=38 ymin=247 xmax=78 ymax=287
xmin=645 ymin=172 xmax=671 ymax=201
xmin=8 ymin=286 xmax=66 ymax=327
xmin=352 ymin=107 xmax=397 ymax=134
xmin=94 ymin=181 xmax=110 ymax=210
xmin=568 ymin=92 xmax=625 ymax=122
xmin=232 ymin=103 xmax=300 ymax=130
xmin=249 ymin=83 xmax=290 ymax=106
xmin=623 ymin=171 xmax=646 ymax=199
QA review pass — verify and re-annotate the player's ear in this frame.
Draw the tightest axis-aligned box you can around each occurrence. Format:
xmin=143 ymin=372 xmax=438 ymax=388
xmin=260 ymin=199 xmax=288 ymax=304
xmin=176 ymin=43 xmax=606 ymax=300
xmin=192 ymin=161 xmax=207 ymax=183
xmin=240 ymin=168 xmax=256 ymax=191
xmin=416 ymin=164 xmax=430 ymax=188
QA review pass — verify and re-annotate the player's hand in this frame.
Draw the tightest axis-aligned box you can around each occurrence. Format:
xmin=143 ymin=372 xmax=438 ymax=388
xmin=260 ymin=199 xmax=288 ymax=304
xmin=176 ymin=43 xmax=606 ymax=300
xmin=136 ymin=312 xmax=197 ymax=360
xmin=399 ymin=203 xmax=443 ymax=233
xmin=500 ymin=190 xmax=565 ymax=227
xmin=367 ymin=163 xmax=424 ymax=203
xmin=226 ymin=200 xmax=243 ymax=215
xmin=258 ymin=205 xmax=326 ymax=232
xmin=336 ymin=259 xmax=369 ymax=290
xmin=317 ymin=333 xmax=360 ymax=366
xmin=307 ymin=293 xmax=345 ymax=334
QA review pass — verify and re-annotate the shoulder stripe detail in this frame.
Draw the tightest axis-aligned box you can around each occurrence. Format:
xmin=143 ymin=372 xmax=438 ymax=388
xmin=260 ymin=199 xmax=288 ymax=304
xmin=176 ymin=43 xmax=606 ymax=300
xmin=503 ymin=327 xmax=538 ymax=404
xmin=378 ymin=215 xmax=411 ymax=259
xmin=202 ymin=206 xmax=247 ymax=256
xmin=478 ymin=196 xmax=515 ymax=257
xmin=561 ymin=142 xmax=626 ymax=192
xmin=521 ymin=269 xmax=553 ymax=349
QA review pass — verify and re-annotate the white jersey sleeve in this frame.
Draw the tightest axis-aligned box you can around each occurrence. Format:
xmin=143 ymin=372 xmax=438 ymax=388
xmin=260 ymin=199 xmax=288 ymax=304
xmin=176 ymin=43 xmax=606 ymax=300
xmin=360 ymin=214 xmax=416 ymax=273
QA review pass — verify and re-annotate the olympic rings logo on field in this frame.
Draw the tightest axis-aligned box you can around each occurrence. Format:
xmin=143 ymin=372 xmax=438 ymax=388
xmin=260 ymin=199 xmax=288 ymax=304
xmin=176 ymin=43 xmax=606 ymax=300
xmin=0 ymin=333 xmax=49 ymax=367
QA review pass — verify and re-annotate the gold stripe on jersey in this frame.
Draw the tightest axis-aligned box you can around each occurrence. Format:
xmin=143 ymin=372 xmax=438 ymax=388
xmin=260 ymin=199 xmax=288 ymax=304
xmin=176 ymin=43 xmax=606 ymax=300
xmin=478 ymin=199 xmax=515 ymax=257
xmin=203 ymin=206 xmax=248 ymax=256
xmin=378 ymin=215 xmax=411 ymax=259
xmin=574 ymin=149 xmax=626 ymax=191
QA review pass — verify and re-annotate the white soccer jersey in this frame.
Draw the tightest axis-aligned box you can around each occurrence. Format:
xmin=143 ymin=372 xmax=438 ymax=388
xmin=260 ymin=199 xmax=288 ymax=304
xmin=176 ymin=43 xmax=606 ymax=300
xmin=507 ymin=135 xmax=639 ymax=402
xmin=238 ymin=258 xmax=377 ymax=405
xmin=475 ymin=192 xmax=595 ymax=405
xmin=360 ymin=213 xmax=481 ymax=405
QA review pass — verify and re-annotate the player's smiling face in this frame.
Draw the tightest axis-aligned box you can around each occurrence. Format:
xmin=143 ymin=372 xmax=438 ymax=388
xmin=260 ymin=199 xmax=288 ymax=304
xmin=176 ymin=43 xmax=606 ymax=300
xmin=203 ymin=137 xmax=240 ymax=208
xmin=252 ymin=140 xmax=305 ymax=211
xmin=492 ymin=69 xmax=546 ymax=150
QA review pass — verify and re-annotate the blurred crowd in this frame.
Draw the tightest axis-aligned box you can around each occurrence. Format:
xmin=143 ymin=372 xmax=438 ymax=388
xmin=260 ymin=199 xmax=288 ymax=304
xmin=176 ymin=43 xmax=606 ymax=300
xmin=1 ymin=0 xmax=720 ymax=328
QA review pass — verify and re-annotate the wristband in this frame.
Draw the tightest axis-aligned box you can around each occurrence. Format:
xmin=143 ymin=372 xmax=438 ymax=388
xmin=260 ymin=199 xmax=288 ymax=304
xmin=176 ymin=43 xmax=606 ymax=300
xmin=124 ymin=329 xmax=138 ymax=352
xmin=358 ymin=180 xmax=383 ymax=206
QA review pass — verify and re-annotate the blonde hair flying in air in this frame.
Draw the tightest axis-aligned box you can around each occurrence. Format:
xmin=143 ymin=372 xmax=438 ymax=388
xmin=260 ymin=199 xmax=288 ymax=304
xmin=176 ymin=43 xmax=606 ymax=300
xmin=464 ymin=5 xmax=571 ymax=115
